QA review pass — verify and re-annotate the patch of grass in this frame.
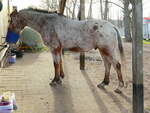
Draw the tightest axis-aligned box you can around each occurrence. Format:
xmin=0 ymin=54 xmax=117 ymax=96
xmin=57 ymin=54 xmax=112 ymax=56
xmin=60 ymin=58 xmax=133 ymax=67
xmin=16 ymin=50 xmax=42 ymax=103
xmin=143 ymin=40 xmax=150 ymax=44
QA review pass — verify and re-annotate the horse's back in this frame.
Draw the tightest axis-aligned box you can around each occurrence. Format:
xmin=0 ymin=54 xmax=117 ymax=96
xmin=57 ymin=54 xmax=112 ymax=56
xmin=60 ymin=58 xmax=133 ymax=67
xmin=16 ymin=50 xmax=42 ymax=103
xmin=56 ymin=18 xmax=117 ymax=50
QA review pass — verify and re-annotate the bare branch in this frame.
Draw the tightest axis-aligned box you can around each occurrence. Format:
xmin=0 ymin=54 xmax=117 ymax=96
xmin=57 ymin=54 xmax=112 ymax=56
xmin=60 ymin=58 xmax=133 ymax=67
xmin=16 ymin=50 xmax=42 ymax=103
xmin=104 ymin=1 xmax=124 ymax=10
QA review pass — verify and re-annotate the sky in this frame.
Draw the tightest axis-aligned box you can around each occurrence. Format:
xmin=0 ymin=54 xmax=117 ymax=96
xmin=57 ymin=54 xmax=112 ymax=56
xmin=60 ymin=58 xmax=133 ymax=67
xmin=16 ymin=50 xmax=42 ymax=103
xmin=11 ymin=0 xmax=150 ymax=19
xmin=143 ymin=0 xmax=150 ymax=17
xmin=11 ymin=0 xmax=42 ymax=10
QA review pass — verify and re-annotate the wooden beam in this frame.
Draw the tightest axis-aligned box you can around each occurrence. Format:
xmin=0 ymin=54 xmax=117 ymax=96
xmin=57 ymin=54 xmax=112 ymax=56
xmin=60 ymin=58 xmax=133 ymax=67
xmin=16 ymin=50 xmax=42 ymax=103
xmin=132 ymin=0 xmax=144 ymax=113
xmin=79 ymin=0 xmax=85 ymax=70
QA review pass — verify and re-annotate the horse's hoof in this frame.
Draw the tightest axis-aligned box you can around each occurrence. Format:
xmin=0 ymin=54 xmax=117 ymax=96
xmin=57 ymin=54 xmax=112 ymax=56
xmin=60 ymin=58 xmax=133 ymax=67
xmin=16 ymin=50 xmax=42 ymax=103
xmin=60 ymin=74 xmax=65 ymax=79
xmin=49 ymin=82 xmax=57 ymax=86
xmin=124 ymin=82 xmax=128 ymax=88
xmin=97 ymin=80 xmax=109 ymax=89
xmin=50 ymin=78 xmax=62 ymax=86
xmin=119 ymin=81 xmax=124 ymax=88
xmin=97 ymin=83 xmax=105 ymax=89
xmin=114 ymin=81 xmax=124 ymax=94
xmin=56 ymin=79 xmax=62 ymax=84
xmin=114 ymin=88 xmax=122 ymax=94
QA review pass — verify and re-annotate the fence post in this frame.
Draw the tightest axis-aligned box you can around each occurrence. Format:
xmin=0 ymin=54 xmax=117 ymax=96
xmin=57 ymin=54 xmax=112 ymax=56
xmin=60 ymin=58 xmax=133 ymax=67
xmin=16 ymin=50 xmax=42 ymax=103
xmin=79 ymin=0 xmax=85 ymax=70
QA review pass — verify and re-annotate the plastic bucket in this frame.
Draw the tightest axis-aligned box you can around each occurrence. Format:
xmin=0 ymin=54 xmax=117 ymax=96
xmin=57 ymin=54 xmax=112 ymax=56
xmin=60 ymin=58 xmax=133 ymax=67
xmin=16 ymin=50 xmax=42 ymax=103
xmin=8 ymin=54 xmax=16 ymax=64
xmin=6 ymin=30 xmax=20 ymax=43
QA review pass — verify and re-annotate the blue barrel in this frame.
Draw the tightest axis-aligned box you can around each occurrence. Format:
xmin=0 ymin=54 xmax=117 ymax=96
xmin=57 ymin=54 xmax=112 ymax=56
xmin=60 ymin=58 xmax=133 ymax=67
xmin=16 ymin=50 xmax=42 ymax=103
xmin=6 ymin=30 xmax=20 ymax=43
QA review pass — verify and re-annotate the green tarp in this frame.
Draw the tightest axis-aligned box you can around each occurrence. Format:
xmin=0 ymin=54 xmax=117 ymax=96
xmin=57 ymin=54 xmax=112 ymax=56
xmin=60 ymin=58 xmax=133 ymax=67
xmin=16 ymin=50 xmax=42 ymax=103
xmin=20 ymin=26 xmax=47 ymax=51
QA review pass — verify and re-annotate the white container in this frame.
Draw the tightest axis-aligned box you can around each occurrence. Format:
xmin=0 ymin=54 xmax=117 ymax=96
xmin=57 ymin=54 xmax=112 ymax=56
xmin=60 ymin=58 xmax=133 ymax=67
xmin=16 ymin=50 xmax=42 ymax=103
xmin=0 ymin=93 xmax=16 ymax=113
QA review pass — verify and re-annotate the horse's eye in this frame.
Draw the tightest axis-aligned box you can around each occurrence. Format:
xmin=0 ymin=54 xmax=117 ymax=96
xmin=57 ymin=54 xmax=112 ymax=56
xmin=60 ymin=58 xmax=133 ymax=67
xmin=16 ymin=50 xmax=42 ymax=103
xmin=8 ymin=16 xmax=12 ymax=23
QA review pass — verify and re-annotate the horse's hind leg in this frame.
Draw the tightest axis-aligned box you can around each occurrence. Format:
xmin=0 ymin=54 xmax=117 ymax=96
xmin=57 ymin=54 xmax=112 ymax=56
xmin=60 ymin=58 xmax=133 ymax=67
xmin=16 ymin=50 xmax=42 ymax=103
xmin=111 ymin=59 xmax=124 ymax=93
xmin=97 ymin=51 xmax=111 ymax=88
xmin=98 ymin=47 xmax=124 ymax=92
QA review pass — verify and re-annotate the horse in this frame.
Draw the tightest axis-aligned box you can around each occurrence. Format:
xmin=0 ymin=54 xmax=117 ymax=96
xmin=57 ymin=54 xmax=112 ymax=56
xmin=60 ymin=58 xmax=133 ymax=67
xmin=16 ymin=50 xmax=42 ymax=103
xmin=8 ymin=8 xmax=125 ymax=93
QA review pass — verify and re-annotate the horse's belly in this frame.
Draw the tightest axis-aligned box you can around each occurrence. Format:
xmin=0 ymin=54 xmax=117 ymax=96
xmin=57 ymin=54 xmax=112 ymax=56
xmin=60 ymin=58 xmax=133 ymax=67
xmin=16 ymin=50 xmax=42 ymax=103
xmin=58 ymin=29 xmax=95 ymax=51
xmin=63 ymin=40 xmax=94 ymax=52
xmin=68 ymin=45 xmax=94 ymax=52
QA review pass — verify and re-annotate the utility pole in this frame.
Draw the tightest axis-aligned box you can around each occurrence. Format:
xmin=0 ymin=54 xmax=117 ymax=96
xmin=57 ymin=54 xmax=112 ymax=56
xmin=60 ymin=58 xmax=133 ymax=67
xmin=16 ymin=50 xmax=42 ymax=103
xmin=132 ymin=0 xmax=144 ymax=113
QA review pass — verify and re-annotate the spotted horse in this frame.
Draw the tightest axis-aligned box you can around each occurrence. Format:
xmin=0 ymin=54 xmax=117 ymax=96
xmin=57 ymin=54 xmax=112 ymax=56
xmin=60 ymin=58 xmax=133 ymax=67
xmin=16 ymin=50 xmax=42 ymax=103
xmin=8 ymin=8 xmax=126 ymax=93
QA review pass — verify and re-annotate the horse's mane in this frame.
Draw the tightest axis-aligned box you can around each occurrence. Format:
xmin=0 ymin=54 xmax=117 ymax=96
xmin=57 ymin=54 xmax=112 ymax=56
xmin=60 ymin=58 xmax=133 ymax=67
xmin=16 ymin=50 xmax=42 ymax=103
xmin=20 ymin=8 xmax=64 ymax=16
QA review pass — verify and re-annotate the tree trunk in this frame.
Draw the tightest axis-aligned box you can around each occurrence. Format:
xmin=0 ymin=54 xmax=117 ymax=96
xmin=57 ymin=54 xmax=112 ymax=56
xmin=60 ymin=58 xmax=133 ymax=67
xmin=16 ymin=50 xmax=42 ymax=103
xmin=59 ymin=0 xmax=67 ymax=14
xmin=88 ymin=0 xmax=93 ymax=19
xmin=100 ymin=0 xmax=103 ymax=19
xmin=46 ymin=0 xmax=50 ymax=10
xmin=104 ymin=0 xmax=108 ymax=20
xmin=72 ymin=0 xmax=77 ymax=19
xmin=123 ymin=0 xmax=132 ymax=42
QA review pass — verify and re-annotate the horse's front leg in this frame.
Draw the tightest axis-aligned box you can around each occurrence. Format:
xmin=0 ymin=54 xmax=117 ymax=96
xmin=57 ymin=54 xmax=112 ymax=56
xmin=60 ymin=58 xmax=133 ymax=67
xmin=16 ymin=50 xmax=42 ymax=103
xmin=50 ymin=47 xmax=62 ymax=86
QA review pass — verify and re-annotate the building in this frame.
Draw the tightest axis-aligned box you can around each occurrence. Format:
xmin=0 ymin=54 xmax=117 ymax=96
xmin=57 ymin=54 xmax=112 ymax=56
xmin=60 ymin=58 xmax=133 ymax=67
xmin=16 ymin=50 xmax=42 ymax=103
xmin=143 ymin=17 xmax=150 ymax=40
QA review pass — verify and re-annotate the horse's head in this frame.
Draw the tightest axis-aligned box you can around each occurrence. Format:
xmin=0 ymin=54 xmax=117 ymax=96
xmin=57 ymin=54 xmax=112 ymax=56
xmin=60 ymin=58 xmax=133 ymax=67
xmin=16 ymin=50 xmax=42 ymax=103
xmin=8 ymin=9 xmax=27 ymax=33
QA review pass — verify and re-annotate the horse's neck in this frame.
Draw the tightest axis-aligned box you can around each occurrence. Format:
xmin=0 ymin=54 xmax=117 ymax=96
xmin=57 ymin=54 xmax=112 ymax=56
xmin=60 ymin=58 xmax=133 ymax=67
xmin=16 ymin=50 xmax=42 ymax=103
xmin=26 ymin=19 xmax=43 ymax=35
xmin=27 ymin=23 xmax=41 ymax=33
xmin=25 ymin=14 xmax=56 ymax=35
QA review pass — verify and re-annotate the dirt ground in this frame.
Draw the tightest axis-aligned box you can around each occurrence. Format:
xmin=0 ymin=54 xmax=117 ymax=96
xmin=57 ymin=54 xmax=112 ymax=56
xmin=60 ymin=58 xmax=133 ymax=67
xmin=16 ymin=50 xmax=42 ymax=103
xmin=0 ymin=42 xmax=150 ymax=113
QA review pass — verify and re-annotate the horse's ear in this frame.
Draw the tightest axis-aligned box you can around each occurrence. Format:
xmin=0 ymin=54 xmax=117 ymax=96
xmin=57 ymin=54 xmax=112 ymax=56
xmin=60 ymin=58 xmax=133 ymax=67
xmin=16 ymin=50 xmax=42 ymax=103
xmin=13 ymin=8 xmax=18 ymax=13
xmin=10 ymin=9 xmax=18 ymax=17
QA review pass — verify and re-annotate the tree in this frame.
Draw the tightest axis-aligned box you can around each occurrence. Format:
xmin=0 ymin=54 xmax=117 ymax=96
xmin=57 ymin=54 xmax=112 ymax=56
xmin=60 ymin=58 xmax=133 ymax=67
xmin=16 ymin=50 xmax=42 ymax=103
xmin=123 ymin=0 xmax=132 ymax=42
xmin=108 ymin=0 xmax=133 ymax=42
xmin=72 ymin=0 xmax=78 ymax=19
xmin=59 ymin=0 xmax=67 ymax=14
xmin=40 ymin=0 xmax=59 ymax=11
xmin=100 ymin=0 xmax=103 ymax=19
xmin=104 ymin=0 xmax=109 ymax=20
xmin=88 ymin=0 xmax=93 ymax=19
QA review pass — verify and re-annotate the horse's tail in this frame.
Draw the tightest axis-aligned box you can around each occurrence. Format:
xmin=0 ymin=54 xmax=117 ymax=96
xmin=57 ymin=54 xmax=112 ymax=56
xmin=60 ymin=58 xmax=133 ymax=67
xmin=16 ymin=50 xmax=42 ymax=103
xmin=113 ymin=27 xmax=128 ymax=88
xmin=113 ymin=27 xmax=124 ymax=59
